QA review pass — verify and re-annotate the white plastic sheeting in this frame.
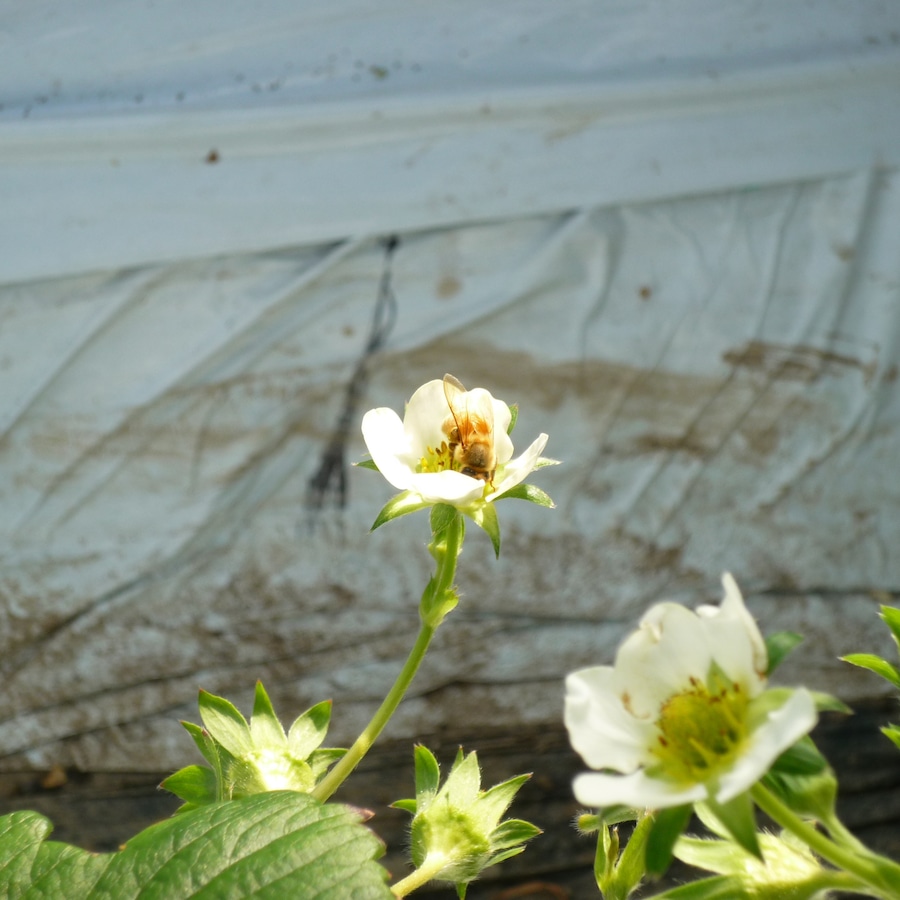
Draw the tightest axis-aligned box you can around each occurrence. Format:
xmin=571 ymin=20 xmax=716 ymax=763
xmin=1 ymin=2 xmax=899 ymax=770
xmin=2 ymin=1 xmax=899 ymax=282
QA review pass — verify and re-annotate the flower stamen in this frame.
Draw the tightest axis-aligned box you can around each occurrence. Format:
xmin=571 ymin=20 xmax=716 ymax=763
xmin=650 ymin=677 xmax=749 ymax=785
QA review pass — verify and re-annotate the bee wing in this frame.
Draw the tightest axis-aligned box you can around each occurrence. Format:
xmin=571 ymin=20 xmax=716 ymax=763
xmin=443 ymin=374 xmax=494 ymax=444
xmin=443 ymin=373 xmax=470 ymax=438
xmin=467 ymin=389 xmax=495 ymax=441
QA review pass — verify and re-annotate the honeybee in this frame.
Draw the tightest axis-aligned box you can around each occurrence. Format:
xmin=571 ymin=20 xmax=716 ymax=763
xmin=441 ymin=373 xmax=497 ymax=483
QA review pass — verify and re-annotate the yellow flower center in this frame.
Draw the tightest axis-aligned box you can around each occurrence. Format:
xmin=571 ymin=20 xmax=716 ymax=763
xmin=649 ymin=673 xmax=749 ymax=785
xmin=417 ymin=441 xmax=456 ymax=474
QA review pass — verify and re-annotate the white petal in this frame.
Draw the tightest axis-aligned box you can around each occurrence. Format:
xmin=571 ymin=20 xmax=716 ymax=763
xmin=613 ymin=603 xmax=712 ymax=716
xmin=490 ymin=396 xmax=514 ymax=464
xmin=714 ymin=689 xmax=818 ymax=803
xmin=407 ymin=470 xmax=486 ymax=505
xmin=573 ymin=769 xmax=707 ymax=810
xmin=402 ymin=379 xmax=451 ymax=453
xmin=489 ymin=433 xmax=548 ymax=499
xmin=564 ymin=667 xmax=655 ymax=773
xmin=361 ymin=407 xmax=416 ymax=491
xmin=718 ymin=572 xmax=768 ymax=682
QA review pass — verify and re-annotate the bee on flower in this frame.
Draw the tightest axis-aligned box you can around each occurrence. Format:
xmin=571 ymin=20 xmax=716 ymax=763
xmin=360 ymin=374 xmax=557 ymax=552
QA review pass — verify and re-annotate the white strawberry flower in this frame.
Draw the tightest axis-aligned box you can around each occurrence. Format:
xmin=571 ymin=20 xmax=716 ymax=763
xmin=564 ymin=574 xmax=817 ymax=811
xmin=360 ymin=376 xmax=555 ymax=553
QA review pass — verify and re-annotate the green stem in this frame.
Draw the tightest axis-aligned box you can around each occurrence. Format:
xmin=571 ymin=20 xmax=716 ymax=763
xmin=312 ymin=511 xmax=464 ymax=802
xmin=391 ymin=853 xmax=451 ymax=897
xmin=312 ymin=621 xmax=436 ymax=802
xmin=751 ymin=783 xmax=900 ymax=898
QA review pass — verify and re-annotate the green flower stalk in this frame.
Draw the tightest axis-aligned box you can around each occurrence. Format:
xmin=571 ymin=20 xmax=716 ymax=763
xmin=311 ymin=375 xmax=558 ymax=802
xmin=390 ymin=746 xmax=541 ymax=898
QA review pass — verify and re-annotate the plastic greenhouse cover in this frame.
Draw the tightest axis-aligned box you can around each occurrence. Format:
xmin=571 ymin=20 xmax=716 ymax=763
xmin=1 ymin=1 xmax=899 ymax=769
xmin=0 ymin=0 xmax=898 ymax=283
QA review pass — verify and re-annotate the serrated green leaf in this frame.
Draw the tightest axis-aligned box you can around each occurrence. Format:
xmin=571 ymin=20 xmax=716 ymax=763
xmin=84 ymin=792 xmax=392 ymax=899
xmin=841 ymin=653 xmax=900 ymax=689
xmin=371 ymin=491 xmax=432 ymax=530
xmin=287 ymin=700 xmax=333 ymax=759
xmin=198 ymin=690 xmax=254 ymax=757
xmin=645 ymin=805 xmax=692 ymax=877
xmin=160 ymin=765 xmax=218 ymax=806
xmin=0 ymin=811 xmax=108 ymax=899
xmin=764 ymin=631 xmax=804 ymax=675
xmin=251 ymin=681 xmax=287 ymax=748
xmin=494 ymin=482 xmax=555 ymax=508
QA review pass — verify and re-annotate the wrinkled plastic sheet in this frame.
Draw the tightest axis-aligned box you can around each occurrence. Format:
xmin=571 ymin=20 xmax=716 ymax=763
xmin=2 ymin=169 xmax=899 ymax=768
xmin=1 ymin=1 xmax=900 ymax=770
xmin=1 ymin=0 xmax=899 ymax=282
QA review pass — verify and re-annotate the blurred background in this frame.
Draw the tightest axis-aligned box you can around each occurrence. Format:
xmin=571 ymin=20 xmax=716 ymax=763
xmin=1 ymin=2 xmax=899 ymax=895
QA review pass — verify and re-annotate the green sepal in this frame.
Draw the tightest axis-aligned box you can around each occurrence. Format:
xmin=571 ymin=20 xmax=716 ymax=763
xmin=413 ymin=744 xmax=441 ymax=801
xmin=612 ymin=811 xmax=654 ymax=897
xmin=181 ymin=720 xmax=218 ymax=768
xmin=489 ymin=818 xmax=542 ymax=851
xmin=159 ymin=765 xmax=218 ymax=807
xmin=594 ymin=823 xmax=618 ymax=890
xmin=841 ymin=652 xmax=900 ymax=690
xmin=879 ymin=604 xmax=900 ymax=644
xmin=881 ymin=724 xmax=900 ymax=751
xmin=287 ymin=699 xmax=333 ymax=759
xmin=465 ymin=501 xmax=500 ymax=558
xmin=649 ymin=874 xmax=748 ymax=899
xmin=391 ymin=798 xmax=418 ymax=814
xmin=197 ymin=690 xmax=254 ymax=758
xmin=477 ymin=774 xmax=531 ymax=826
xmin=494 ymin=482 xmax=555 ymax=508
xmin=810 ymin=690 xmax=852 ymax=714
xmin=764 ymin=631 xmax=804 ymax=676
xmin=600 ymin=805 xmax=641 ymax=827
xmin=770 ymin=735 xmax=828 ymax=777
xmin=250 ymin=681 xmax=287 ymax=748
xmin=704 ymin=792 xmax=761 ymax=860
xmin=506 ymin=404 xmax=518 ymax=434
xmin=766 ymin=770 xmax=839 ymax=824
xmin=355 ymin=457 xmax=380 ymax=471
xmin=371 ymin=491 xmax=433 ymax=530
xmin=308 ymin=747 xmax=347 ymax=782
xmin=645 ymin=804 xmax=692 ymax=877
xmin=430 ymin=502 xmax=458 ymax=536
xmin=533 ymin=456 xmax=561 ymax=468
